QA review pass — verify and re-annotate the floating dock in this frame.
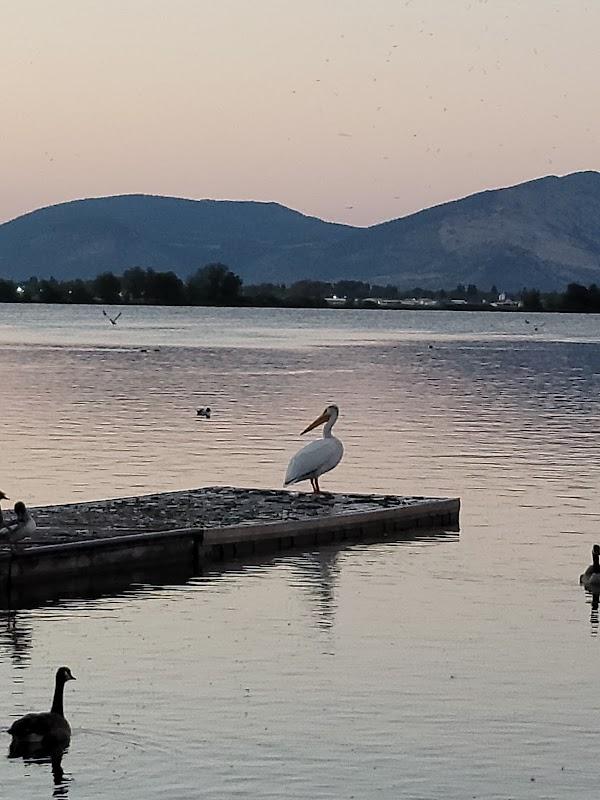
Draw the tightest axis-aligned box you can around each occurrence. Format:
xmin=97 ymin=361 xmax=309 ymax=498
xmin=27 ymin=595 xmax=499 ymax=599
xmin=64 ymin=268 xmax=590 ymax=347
xmin=0 ymin=487 xmax=460 ymax=600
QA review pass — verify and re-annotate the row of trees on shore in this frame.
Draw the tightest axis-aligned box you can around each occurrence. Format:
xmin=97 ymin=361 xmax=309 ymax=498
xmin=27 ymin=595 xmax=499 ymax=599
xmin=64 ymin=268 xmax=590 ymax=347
xmin=0 ymin=265 xmax=460 ymax=307
xmin=0 ymin=265 xmax=244 ymax=306
xmin=1 ymin=263 xmax=600 ymax=313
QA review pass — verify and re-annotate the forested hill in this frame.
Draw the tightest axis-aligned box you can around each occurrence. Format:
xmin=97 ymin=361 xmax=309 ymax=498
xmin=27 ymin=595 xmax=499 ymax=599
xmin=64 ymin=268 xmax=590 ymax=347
xmin=0 ymin=195 xmax=352 ymax=283
xmin=1 ymin=171 xmax=600 ymax=290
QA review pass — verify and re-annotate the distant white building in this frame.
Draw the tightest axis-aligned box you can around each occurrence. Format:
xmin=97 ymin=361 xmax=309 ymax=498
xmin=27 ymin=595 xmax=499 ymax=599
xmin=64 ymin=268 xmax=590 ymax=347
xmin=324 ymin=295 xmax=347 ymax=307
xmin=491 ymin=291 xmax=521 ymax=309
xmin=397 ymin=297 xmax=439 ymax=307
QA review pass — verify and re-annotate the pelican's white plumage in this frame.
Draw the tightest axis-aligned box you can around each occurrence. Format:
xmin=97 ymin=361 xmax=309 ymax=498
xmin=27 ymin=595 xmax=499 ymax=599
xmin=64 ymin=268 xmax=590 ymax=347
xmin=284 ymin=405 xmax=343 ymax=493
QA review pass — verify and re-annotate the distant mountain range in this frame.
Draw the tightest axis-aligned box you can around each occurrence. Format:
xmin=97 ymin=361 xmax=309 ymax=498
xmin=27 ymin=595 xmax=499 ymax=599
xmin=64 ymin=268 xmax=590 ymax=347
xmin=1 ymin=171 xmax=600 ymax=291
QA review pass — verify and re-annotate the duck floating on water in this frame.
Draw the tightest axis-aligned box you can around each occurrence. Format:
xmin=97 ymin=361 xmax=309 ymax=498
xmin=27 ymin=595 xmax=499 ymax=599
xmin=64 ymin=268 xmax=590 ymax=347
xmin=196 ymin=407 xmax=211 ymax=418
xmin=8 ymin=667 xmax=76 ymax=752
xmin=284 ymin=404 xmax=344 ymax=494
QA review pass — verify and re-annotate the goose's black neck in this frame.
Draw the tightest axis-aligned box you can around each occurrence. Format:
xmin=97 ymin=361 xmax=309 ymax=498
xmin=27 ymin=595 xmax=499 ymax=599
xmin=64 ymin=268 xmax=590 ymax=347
xmin=50 ymin=676 xmax=66 ymax=717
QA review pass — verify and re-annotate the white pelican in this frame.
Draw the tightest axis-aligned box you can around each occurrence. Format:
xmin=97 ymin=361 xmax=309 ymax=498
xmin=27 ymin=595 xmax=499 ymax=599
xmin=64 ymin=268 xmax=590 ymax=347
xmin=580 ymin=544 xmax=600 ymax=590
xmin=284 ymin=404 xmax=343 ymax=493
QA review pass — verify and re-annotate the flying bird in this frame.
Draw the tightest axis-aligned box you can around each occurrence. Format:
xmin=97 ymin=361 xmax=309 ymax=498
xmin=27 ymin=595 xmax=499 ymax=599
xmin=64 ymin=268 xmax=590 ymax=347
xmin=284 ymin=405 xmax=344 ymax=493
xmin=103 ymin=310 xmax=122 ymax=326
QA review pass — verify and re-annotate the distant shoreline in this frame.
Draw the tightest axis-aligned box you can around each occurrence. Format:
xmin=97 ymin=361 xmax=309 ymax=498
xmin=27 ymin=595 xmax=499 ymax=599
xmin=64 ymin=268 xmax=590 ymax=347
xmin=1 ymin=267 xmax=598 ymax=314
xmin=0 ymin=298 xmax=586 ymax=315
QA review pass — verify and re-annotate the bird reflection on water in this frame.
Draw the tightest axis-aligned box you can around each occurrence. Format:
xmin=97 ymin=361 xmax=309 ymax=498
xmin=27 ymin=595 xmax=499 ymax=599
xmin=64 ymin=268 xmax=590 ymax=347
xmin=289 ymin=532 xmax=459 ymax=633
xmin=8 ymin=741 xmax=71 ymax=798
xmin=584 ymin=591 xmax=600 ymax=637
xmin=290 ymin=549 xmax=340 ymax=631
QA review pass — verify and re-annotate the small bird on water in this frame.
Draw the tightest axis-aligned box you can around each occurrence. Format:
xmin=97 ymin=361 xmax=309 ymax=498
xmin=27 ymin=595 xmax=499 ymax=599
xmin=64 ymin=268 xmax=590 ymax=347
xmin=196 ymin=407 xmax=211 ymax=418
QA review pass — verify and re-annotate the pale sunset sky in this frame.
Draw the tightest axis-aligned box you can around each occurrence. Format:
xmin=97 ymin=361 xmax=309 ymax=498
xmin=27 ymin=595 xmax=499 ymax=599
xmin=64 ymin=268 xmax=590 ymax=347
xmin=2 ymin=0 xmax=599 ymax=226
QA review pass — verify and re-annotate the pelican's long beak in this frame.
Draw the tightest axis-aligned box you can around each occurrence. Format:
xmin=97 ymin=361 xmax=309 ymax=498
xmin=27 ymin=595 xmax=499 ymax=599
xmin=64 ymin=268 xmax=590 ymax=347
xmin=301 ymin=410 xmax=330 ymax=435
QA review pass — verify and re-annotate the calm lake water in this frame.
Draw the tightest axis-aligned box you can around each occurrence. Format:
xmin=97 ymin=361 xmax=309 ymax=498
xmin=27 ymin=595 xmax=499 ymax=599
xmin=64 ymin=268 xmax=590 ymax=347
xmin=1 ymin=304 xmax=600 ymax=799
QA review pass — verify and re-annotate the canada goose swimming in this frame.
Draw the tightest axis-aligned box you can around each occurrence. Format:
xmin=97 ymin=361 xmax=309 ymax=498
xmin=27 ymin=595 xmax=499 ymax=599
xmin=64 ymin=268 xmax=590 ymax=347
xmin=580 ymin=544 xmax=600 ymax=590
xmin=8 ymin=667 xmax=76 ymax=746
xmin=196 ymin=407 xmax=211 ymax=418
xmin=102 ymin=309 xmax=122 ymax=326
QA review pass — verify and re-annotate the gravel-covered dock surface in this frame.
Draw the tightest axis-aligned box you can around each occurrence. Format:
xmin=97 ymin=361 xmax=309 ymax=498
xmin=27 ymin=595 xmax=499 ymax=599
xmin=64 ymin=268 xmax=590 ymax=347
xmin=3 ymin=486 xmax=452 ymax=546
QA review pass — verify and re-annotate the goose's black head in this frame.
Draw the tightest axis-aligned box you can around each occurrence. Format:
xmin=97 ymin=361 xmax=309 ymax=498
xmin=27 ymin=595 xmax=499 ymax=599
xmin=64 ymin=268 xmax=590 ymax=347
xmin=0 ymin=491 xmax=8 ymax=501
xmin=56 ymin=666 xmax=76 ymax=683
xmin=593 ymin=545 xmax=600 ymax=557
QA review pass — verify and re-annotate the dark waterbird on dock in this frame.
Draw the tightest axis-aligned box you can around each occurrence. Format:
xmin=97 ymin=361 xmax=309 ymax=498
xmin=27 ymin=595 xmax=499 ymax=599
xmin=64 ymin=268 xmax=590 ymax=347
xmin=1 ymin=500 xmax=36 ymax=540
xmin=580 ymin=544 xmax=600 ymax=591
xmin=0 ymin=490 xmax=8 ymax=526
xmin=284 ymin=404 xmax=344 ymax=493
xmin=7 ymin=667 xmax=76 ymax=750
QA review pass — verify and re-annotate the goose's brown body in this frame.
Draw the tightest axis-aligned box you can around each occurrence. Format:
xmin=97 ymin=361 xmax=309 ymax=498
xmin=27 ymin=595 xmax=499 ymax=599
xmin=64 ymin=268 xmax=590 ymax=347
xmin=8 ymin=667 xmax=75 ymax=744
xmin=580 ymin=544 xmax=600 ymax=588
xmin=8 ymin=711 xmax=71 ymax=742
